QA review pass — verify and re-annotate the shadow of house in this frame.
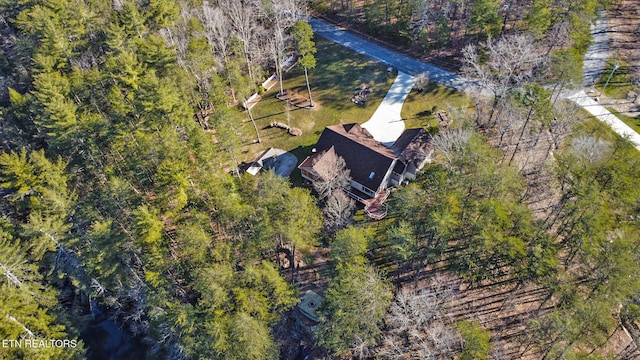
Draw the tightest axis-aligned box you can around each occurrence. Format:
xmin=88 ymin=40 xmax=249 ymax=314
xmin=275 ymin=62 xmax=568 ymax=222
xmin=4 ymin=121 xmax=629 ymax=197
xmin=298 ymin=123 xmax=433 ymax=219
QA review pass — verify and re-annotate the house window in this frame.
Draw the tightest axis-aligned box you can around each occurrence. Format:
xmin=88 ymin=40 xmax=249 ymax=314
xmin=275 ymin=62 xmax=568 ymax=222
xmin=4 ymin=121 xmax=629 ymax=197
xmin=362 ymin=186 xmax=374 ymax=196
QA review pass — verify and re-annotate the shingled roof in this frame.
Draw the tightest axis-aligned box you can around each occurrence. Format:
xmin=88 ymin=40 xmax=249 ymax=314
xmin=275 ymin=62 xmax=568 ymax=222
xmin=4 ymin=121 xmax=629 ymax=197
xmin=391 ymin=128 xmax=433 ymax=165
xmin=300 ymin=123 xmax=433 ymax=196
xmin=302 ymin=124 xmax=396 ymax=193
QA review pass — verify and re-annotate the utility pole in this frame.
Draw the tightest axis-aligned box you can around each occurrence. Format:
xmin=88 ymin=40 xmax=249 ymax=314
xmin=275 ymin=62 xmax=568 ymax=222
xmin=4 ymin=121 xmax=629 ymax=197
xmin=599 ymin=61 xmax=620 ymax=99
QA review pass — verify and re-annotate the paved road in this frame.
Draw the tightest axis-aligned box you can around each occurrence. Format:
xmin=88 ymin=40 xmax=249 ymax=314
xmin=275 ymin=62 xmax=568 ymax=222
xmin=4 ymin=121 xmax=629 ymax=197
xmin=309 ymin=17 xmax=486 ymax=95
xmin=582 ymin=13 xmax=610 ymax=88
xmin=311 ymin=16 xmax=639 ymax=150
xmin=361 ymin=72 xmax=416 ymax=145
xmin=568 ymin=91 xmax=640 ymax=149
xmin=574 ymin=13 xmax=639 ymax=150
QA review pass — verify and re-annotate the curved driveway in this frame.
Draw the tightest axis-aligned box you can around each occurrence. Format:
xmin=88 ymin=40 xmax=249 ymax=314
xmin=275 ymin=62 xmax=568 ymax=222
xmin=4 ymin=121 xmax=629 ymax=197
xmin=309 ymin=18 xmax=487 ymax=96
xmin=310 ymin=16 xmax=639 ymax=150
xmin=577 ymin=14 xmax=640 ymax=150
xmin=361 ymin=72 xmax=416 ymax=145
xmin=568 ymin=91 xmax=640 ymax=147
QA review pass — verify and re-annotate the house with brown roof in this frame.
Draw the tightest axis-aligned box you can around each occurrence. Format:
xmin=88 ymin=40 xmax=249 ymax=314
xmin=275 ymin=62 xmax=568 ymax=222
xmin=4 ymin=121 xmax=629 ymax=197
xmin=298 ymin=123 xmax=433 ymax=219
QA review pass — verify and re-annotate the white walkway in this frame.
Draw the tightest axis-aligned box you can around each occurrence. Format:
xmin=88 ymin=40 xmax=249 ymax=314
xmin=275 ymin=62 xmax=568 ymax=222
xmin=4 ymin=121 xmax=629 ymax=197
xmin=568 ymin=91 xmax=640 ymax=150
xmin=361 ymin=72 xmax=416 ymax=145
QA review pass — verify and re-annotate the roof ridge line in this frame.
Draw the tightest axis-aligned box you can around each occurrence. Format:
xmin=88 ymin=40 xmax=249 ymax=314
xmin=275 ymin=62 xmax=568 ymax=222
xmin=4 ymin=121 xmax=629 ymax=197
xmin=327 ymin=125 xmax=396 ymax=159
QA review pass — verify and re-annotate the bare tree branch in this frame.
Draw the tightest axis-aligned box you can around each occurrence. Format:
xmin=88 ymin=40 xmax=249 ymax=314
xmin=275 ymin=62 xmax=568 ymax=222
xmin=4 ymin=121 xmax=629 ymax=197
xmin=312 ymin=149 xmax=351 ymax=199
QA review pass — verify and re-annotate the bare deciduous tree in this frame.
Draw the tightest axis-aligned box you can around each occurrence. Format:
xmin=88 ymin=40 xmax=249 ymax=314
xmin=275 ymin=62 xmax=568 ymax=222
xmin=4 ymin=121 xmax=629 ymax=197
xmin=547 ymin=101 xmax=579 ymax=154
xmin=462 ymin=34 xmax=544 ymax=125
xmin=312 ymin=149 xmax=351 ymax=199
xmin=323 ymin=189 xmax=355 ymax=234
xmin=571 ymin=136 xmax=611 ymax=164
xmin=268 ymin=31 xmax=287 ymax=96
xmin=493 ymin=99 xmax=525 ymax=149
xmin=199 ymin=2 xmax=231 ymax=66
xmin=414 ymin=71 xmax=430 ymax=92
xmin=218 ymin=0 xmax=261 ymax=81
xmin=264 ymin=0 xmax=304 ymax=95
xmin=377 ymin=280 xmax=458 ymax=359
xmin=432 ymin=127 xmax=473 ymax=165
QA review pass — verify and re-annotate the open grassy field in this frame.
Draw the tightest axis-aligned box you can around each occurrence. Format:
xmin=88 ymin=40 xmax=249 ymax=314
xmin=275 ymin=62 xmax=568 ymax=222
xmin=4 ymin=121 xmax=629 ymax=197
xmin=240 ymin=37 xmax=394 ymax=164
xmin=400 ymin=82 xmax=474 ymax=131
xmin=238 ymin=36 xmax=475 ymax=184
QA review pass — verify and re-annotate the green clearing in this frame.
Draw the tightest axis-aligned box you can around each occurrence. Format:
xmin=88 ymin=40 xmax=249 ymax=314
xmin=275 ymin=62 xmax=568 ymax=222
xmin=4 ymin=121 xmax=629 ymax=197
xmin=400 ymin=82 xmax=474 ymax=131
xmin=239 ymin=37 xmax=474 ymax=161
xmin=240 ymin=37 xmax=394 ymax=164
xmin=238 ymin=37 xmax=474 ymax=185
xmin=596 ymin=59 xmax=634 ymax=99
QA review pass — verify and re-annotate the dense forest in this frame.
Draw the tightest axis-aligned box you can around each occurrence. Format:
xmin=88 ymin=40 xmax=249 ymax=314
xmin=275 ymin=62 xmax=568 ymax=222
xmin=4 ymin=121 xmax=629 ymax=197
xmin=0 ymin=0 xmax=639 ymax=359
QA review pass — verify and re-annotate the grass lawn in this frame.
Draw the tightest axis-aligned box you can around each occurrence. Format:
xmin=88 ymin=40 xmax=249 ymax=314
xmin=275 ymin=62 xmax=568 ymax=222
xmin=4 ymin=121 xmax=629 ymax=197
xmin=400 ymin=82 xmax=474 ymax=132
xmin=596 ymin=59 xmax=634 ymax=99
xmin=574 ymin=108 xmax=640 ymax=146
xmin=240 ymin=37 xmax=395 ymax=168
xmin=606 ymin=106 xmax=640 ymax=135
xmin=238 ymin=37 xmax=475 ymax=184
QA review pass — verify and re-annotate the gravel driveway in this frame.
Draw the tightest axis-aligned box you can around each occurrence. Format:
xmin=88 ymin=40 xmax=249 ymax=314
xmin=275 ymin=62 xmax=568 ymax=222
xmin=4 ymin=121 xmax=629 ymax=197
xmin=582 ymin=13 xmax=611 ymax=88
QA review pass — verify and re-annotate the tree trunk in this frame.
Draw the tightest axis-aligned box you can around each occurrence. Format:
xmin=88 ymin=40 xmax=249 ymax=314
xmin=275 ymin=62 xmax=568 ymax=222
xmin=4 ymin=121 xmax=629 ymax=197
xmin=553 ymin=79 xmax=566 ymax=106
xmin=242 ymin=41 xmax=254 ymax=81
xmin=246 ymin=105 xmax=261 ymax=143
xmin=508 ymin=106 xmax=534 ymax=166
xmin=500 ymin=0 xmax=515 ymax=36
xmin=291 ymin=245 xmax=296 ymax=282
xmin=486 ymin=94 xmax=501 ymax=127
xmin=277 ymin=63 xmax=284 ymax=97
xmin=229 ymin=80 xmax=237 ymax=103
xmin=304 ymin=67 xmax=314 ymax=107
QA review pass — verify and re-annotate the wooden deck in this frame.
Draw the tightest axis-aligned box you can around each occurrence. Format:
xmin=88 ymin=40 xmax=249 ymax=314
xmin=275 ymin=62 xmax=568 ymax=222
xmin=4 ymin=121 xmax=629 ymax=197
xmin=363 ymin=188 xmax=389 ymax=220
xmin=343 ymin=187 xmax=390 ymax=220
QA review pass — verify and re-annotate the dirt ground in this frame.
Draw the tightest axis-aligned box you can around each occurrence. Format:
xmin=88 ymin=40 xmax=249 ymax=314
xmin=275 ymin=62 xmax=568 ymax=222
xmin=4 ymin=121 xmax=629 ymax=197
xmin=274 ymin=246 xmax=332 ymax=360
xmin=605 ymin=0 xmax=640 ymax=116
xmin=608 ymin=1 xmax=640 ymax=72
xmin=277 ymin=90 xmax=314 ymax=109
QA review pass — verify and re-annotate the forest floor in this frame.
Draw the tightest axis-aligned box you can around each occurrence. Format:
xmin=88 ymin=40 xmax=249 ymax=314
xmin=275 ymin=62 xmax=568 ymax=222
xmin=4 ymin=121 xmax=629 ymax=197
xmin=607 ymin=0 xmax=640 ymax=81
xmin=593 ymin=0 xmax=640 ymax=128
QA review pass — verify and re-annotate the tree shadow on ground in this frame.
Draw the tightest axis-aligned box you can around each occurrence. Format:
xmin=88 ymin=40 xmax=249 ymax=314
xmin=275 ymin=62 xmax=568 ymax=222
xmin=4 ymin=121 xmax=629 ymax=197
xmin=288 ymin=144 xmax=316 ymax=186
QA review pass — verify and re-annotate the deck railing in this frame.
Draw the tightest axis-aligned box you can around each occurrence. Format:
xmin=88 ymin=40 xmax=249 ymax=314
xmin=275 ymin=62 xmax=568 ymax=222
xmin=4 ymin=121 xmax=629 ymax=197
xmin=365 ymin=203 xmax=388 ymax=220
xmin=342 ymin=188 xmax=366 ymax=203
